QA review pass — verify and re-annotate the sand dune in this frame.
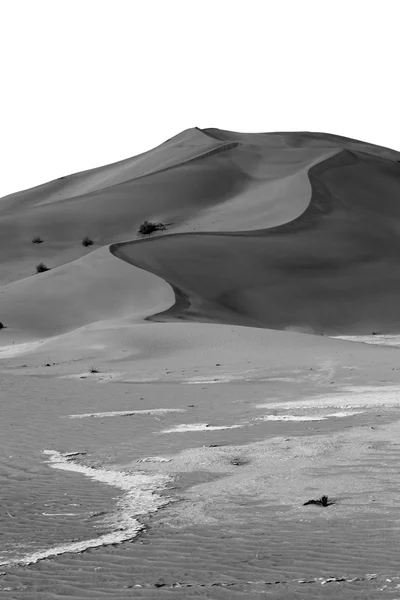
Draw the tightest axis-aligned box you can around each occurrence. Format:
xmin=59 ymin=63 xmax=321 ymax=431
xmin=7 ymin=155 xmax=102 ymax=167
xmin=3 ymin=129 xmax=400 ymax=598
xmin=0 ymin=130 xmax=240 ymax=285
xmin=0 ymin=128 xmax=232 ymax=210
xmin=0 ymin=246 xmax=173 ymax=340
xmin=112 ymin=149 xmax=400 ymax=335
xmin=2 ymin=127 xmax=400 ymax=336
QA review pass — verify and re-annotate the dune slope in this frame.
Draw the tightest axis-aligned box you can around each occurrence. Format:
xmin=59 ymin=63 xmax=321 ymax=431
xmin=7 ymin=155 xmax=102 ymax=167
xmin=112 ymin=148 xmax=400 ymax=335
xmin=2 ymin=128 xmax=400 ymax=340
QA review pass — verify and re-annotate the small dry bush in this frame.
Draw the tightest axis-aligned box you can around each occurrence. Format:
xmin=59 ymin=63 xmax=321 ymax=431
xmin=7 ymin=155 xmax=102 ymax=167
xmin=82 ymin=236 xmax=94 ymax=247
xmin=36 ymin=262 xmax=50 ymax=273
xmin=138 ymin=221 xmax=166 ymax=236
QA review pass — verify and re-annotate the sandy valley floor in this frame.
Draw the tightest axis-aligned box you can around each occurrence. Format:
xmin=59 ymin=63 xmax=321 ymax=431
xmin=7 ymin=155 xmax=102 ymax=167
xmin=2 ymin=328 xmax=400 ymax=598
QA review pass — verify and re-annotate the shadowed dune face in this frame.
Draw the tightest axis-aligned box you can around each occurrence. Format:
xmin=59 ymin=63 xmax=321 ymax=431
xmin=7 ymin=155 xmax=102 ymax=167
xmin=112 ymin=149 xmax=400 ymax=335
xmin=2 ymin=127 xmax=400 ymax=339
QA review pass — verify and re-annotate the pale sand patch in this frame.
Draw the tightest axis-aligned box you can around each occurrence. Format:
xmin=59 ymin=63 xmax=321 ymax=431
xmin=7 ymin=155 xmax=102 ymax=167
xmin=160 ymin=423 xmax=243 ymax=434
xmin=0 ymin=450 xmax=171 ymax=567
xmin=141 ymin=420 xmax=400 ymax=532
xmin=42 ymin=513 xmax=81 ymax=517
xmin=0 ymin=340 xmax=47 ymax=358
xmin=67 ymin=408 xmax=185 ymax=419
xmin=183 ymin=375 xmax=245 ymax=384
xmin=335 ymin=335 xmax=400 ymax=347
xmin=261 ymin=414 xmax=324 ymax=422
xmin=327 ymin=410 xmax=365 ymax=418
xmin=138 ymin=457 xmax=172 ymax=463
xmin=257 ymin=411 xmax=362 ymax=422
xmin=256 ymin=384 xmax=400 ymax=411
xmin=182 ymin=371 xmax=255 ymax=384
xmin=61 ymin=371 xmax=126 ymax=382
xmin=341 ymin=384 xmax=400 ymax=393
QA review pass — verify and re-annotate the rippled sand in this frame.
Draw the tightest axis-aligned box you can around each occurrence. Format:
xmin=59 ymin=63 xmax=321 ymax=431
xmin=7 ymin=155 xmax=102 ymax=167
xmin=2 ymin=347 xmax=400 ymax=599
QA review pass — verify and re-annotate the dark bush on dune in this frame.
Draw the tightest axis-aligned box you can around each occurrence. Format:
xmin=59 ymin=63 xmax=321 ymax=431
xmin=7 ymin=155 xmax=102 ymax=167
xmin=36 ymin=262 xmax=50 ymax=273
xmin=138 ymin=220 xmax=166 ymax=236
xmin=0 ymin=322 xmax=4 ymax=330
xmin=32 ymin=236 xmax=43 ymax=244
xmin=82 ymin=236 xmax=94 ymax=247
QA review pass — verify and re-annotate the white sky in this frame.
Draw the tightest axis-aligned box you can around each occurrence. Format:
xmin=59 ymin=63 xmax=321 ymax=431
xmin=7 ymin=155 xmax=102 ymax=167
xmin=1 ymin=0 xmax=399 ymax=198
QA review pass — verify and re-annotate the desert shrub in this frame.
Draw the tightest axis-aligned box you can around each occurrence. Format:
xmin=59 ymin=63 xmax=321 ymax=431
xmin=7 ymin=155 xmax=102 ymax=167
xmin=89 ymin=367 xmax=99 ymax=373
xmin=0 ymin=322 xmax=4 ymax=329
xmin=303 ymin=495 xmax=333 ymax=507
xmin=36 ymin=262 xmax=50 ymax=273
xmin=32 ymin=236 xmax=43 ymax=244
xmin=138 ymin=220 xmax=166 ymax=236
xmin=82 ymin=236 xmax=94 ymax=247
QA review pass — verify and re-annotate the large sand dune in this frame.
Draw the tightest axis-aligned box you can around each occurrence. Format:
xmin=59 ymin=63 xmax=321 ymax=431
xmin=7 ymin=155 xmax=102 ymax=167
xmin=2 ymin=127 xmax=400 ymax=337
xmin=113 ymin=149 xmax=400 ymax=334
xmin=3 ymin=129 xmax=400 ymax=598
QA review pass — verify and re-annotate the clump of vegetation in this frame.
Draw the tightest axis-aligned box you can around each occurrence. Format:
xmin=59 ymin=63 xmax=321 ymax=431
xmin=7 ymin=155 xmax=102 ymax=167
xmin=303 ymin=495 xmax=334 ymax=507
xmin=36 ymin=262 xmax=50 ymax=273
xmin=89 ymin=367 xmax=99 ymax=373
xmin=32 ymin=236 xmax=43 ymax=244
xmin=0 ymin=322 xmax=4 ymax=330
xmin=138 ymin=220 xmax=166 ymax=236
xmin=82 ymin=236 xmax=94 ymax=247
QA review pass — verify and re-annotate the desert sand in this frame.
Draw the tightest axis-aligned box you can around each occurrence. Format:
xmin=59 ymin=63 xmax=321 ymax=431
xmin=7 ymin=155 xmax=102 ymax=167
xmin=2 ymin=128 xmax=400 ymax=598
